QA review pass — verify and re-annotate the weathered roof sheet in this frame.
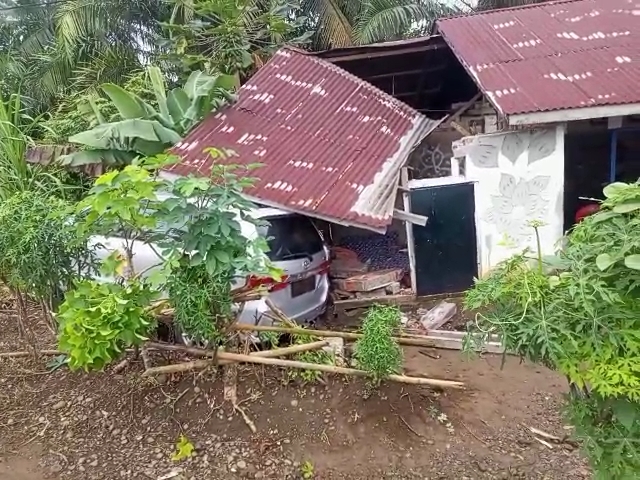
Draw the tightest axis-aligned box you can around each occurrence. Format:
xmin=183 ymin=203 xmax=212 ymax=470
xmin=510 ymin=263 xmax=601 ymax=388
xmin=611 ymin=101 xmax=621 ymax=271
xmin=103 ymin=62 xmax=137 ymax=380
xmin=437 ymin=0 xmax=640 ymax=117
xmin=166 ymin=47 xmax=439 ymax=231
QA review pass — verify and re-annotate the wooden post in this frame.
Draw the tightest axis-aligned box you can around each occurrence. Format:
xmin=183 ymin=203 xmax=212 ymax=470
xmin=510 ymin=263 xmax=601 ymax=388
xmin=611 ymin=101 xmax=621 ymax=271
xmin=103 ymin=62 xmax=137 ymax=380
xmin=401 ymin=167 xmax=418 ymax=294
xmin=450 ymin=157 xmax=461 ymax=177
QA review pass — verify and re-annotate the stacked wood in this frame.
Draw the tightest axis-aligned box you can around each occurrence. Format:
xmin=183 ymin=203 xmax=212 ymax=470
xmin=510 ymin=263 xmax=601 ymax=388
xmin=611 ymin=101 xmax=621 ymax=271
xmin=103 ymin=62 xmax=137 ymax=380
xmin=331 ymin=268 xmax=405 ymax=301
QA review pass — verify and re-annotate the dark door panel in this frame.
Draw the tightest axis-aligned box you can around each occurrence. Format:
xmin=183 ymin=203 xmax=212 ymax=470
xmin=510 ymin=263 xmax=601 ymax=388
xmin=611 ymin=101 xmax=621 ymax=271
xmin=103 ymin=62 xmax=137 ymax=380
xmin=411 ymin=182 xmax=478 ymax=296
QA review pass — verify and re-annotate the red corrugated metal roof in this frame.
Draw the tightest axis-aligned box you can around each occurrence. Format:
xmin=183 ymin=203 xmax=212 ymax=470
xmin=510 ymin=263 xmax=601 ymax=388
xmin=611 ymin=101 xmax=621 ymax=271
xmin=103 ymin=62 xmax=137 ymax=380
xmin=437 ymin=0 xmax=640 ymax=117
xmin=166 ymin=48 xmax=438 ymax=231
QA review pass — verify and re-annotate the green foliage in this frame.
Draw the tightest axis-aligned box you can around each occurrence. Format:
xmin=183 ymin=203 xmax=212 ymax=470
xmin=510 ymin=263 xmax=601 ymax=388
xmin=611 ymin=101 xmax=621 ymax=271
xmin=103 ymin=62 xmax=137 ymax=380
xmin=171 ymin=434 xmax=195 ymax=461
xmin=465 ymin=181 xmax=640 ymax=478
xmin=259 ymin=330 xmax=281 ymax=348
xmin=0 ymin=0 xmax=170 ymax=114
xmin=0 ymin=191 xmax=91 ymax=310
xmin=57 ymin=280 xmax=157 ymax=371
xmin=300 ymin=460 xmax=315 ymax=479
xmin=168 ymin=263 xmax=227 ymax=344
xmin=76 ymin=159 xmax=166 ymax=248
xmin=288 ymin=333 xmax=333 ymax=383
xmin=41 ymin=71 xmax=159 ymax=143
xmin=59 ymin=67 xmax=235 ymax=167
xmin=60 ymin=151 xmax=274 ymax=365
xmin=0 ymin=93 xmax=67 ymax=201
xmin=566 ymin=395 xmax=640 ymax=480
xmin=160 ymin=153 xmax=274 ymax=343
xmin=164 ymin=0 xmax=312 ymax=79
xmin=354 ymin=304 xmax=403 ymax=384
xmin=299 ymin=0 xmax=458 ymax=50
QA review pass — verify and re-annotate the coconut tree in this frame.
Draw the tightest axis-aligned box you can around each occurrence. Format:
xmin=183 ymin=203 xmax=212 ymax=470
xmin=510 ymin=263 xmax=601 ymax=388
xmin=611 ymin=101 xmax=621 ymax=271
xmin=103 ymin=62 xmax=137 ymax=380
xmin=300 ymin=0 xmax=460 ymax=49
xmin=0 ymin=0 xmax=171 ymax=112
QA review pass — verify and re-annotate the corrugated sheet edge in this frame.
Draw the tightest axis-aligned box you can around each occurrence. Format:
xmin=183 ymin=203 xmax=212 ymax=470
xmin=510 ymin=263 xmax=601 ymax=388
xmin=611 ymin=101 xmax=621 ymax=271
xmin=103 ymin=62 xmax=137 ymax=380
xmin=350 ymin=115 xmax=442 ymax=223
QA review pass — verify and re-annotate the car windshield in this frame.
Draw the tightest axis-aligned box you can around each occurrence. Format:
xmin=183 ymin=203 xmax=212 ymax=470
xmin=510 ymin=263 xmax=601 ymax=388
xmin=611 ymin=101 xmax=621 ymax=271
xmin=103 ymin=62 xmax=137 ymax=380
xmin=258 ymin=215 xmax=323 ymax=262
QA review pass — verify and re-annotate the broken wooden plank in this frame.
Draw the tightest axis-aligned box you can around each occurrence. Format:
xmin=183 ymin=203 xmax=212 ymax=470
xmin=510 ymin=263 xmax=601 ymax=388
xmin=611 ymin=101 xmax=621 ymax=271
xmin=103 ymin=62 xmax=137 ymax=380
xmin=428 ymin=330 xmax=502 ymax=344
xmin=333 ymin=294 xmax=416 ymax=309
xmin=334 ymin=269 xmax=403 ymax=292
xmin=393 ymin=208 xmax=428 ymax=226
xmin=419 ymin=301 xmax=457 ymax=330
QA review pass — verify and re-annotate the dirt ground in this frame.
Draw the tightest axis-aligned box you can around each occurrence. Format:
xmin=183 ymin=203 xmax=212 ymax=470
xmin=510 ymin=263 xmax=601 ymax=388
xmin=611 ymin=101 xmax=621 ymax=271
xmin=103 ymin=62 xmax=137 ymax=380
xmin=0 ymin=309 xmax=591 ymax=480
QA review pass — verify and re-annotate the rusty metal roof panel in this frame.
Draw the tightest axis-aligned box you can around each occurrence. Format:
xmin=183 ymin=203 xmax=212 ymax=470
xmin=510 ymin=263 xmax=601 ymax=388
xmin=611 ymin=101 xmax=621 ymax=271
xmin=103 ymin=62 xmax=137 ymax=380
xmin=437 ymin=0 xmax=640 ymax=116
xmin=166 ymin=48 xmax=438 ymax=231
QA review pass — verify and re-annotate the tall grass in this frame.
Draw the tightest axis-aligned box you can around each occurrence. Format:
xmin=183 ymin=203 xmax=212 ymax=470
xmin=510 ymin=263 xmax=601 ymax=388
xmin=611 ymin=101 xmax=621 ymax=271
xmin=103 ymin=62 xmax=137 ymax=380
xmin=0 ymin=93 xmax=64 ymax=200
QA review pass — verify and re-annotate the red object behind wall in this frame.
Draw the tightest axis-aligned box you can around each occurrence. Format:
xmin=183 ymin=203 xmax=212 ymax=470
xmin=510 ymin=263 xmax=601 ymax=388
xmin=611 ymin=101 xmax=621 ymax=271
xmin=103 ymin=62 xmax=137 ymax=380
xmin=575 ymin=204 xmax=601 ymax=224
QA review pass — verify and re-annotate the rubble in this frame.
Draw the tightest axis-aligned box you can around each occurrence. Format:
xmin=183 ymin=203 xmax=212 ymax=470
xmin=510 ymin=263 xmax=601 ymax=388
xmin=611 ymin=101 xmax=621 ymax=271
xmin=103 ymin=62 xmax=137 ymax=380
xmin=419 ymin=301 xmax=457 ymax=331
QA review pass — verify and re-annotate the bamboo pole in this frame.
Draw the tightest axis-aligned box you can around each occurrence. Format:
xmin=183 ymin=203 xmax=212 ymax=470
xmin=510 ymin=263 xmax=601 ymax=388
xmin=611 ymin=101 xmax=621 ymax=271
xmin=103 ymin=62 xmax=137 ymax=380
xmin=0 ymin=349 xmax=62 ymax=358
xmin=142 ymin=350 xmax=465 ymax=389
xmin=231 ymin=323 xmax=446 ymax=348
xmin=145 ymin=340 xmax=328 ymax=361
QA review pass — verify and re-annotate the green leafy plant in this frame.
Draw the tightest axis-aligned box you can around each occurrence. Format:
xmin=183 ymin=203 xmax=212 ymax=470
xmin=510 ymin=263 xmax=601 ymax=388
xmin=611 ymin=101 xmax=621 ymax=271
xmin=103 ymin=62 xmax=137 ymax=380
xmin=41 ymin=71 xmax=158 ymax=143
xmin=161 ymin=152 xmax=276 ymax=344
xmin=59 ymin=66 xmax=235 ymax=167
xmin=58 ymin=151 xmax=275 ymax=367
xmin=0 ymin=191 xmax=92 ymax=334
xmin=465 ymin=181 xmax=640 ymax=479
xmin=0 ymin=93 xmax=67 ymax=201
xmin=288 ymin=332 xmax=333 ymax=383
xmin=258 ymin=330 xmax=281 ymax=349
xmin=57 ymin=280 xmax=157 ymax=371
xmin=164 ymin=0 xmax=312 ymax=80
xmin=300 ymin=460 xmax=315 ymax=479
xmin=354 ymin=305 xmax=403 ymax=384
xmin=56 ymin=158 xmax=166 ymax=369
xmin=171 ymin=434 xmax=195 ymax=462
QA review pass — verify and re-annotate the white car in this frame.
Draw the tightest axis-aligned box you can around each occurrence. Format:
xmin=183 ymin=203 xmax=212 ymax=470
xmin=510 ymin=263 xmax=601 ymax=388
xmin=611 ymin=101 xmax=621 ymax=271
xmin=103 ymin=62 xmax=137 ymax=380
xmin=89 ymin=207 xmax=330 ymax=329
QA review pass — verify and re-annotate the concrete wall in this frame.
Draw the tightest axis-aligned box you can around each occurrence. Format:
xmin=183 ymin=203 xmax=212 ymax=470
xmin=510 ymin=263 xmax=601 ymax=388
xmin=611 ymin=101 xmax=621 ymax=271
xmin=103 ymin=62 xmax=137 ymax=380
xmin=459 ymin=126 xmax=565 ymax=276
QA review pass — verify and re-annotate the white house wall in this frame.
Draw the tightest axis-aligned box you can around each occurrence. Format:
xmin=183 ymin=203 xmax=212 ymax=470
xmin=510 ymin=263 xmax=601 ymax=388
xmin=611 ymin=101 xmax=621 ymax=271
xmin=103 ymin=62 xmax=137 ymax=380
xmin=456 ymin=126 xmax=565 ymax=276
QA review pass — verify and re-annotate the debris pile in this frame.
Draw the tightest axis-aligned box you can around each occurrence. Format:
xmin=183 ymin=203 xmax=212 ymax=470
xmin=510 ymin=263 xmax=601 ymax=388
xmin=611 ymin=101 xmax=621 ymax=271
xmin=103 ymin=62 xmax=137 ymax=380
xmin=329 ymin=245 xmax=411 ymax=303
xmin=402 ymin=301 xmax=458 ymax=332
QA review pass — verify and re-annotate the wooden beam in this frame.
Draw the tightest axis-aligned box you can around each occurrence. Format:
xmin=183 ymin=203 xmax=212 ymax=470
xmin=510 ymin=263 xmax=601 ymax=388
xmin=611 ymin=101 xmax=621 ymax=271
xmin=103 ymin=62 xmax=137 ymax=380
xmin=333 ymin=294 xmax=416 ymax=309
xmin=444 ymin=92 xmax=482 ymax=124
xmin=450 ymin=120 xmax=472 ymax=137
xmin=400 ymin=167 xmax=418 ymax=294
xmin=394 ymin=86 xmax=441 ymax=98
xmin=393 ymin=208 xmax=427 ymax=226
xmin=365 ymin=64 xmax=447 ymax=81
xmin=322 ymin=43 xmax=445 ymax=63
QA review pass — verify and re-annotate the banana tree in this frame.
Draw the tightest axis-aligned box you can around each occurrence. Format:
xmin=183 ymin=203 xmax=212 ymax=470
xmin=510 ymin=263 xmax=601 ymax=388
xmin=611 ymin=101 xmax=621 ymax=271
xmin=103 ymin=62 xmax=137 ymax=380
xmin=60 ymin=67 xmax=236 ymax=167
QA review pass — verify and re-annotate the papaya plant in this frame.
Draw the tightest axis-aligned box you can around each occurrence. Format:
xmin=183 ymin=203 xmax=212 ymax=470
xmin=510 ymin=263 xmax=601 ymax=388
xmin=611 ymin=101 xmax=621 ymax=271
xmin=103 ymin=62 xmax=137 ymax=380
xmin=465 ymin=181 xmax=640 ymax=479
xmin=60 ymin=67 xmax=236 ymax=167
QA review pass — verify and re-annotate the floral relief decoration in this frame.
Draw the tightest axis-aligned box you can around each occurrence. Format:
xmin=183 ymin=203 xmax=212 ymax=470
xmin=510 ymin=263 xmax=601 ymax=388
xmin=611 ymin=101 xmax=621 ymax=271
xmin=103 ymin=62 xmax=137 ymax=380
xmin=485 ymin=173 xmax=551 ymax=247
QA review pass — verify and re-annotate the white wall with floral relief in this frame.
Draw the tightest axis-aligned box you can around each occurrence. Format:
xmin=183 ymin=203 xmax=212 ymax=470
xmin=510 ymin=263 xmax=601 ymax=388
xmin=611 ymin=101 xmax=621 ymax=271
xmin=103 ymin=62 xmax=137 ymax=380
xmin=453 ymin=125 xmax=565 ymax=276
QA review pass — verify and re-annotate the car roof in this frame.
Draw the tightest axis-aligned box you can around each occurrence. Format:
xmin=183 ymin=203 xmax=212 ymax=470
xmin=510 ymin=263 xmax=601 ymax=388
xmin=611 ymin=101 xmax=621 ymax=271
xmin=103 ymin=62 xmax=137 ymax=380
xmin=251 ymin=206 xmax=298 ymax=219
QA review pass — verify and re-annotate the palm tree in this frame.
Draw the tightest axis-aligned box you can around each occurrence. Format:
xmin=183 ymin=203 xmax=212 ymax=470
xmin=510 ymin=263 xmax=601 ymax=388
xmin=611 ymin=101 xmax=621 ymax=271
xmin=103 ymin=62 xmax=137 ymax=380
xmin=0 ymin=0 xmax=171 ymax=112
xmin=301 ymin=0 xmax=460 ymax=50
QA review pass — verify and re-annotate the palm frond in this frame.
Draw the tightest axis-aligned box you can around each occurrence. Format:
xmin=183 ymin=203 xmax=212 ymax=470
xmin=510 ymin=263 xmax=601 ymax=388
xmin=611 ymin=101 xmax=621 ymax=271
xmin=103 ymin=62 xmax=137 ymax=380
xmin=354 ymin=0 xmax=448 ymax=45
xmin=71 ymin=47 xmax=141 ymax=94
xmin=300 ymin=0 xmax=355 ymax=49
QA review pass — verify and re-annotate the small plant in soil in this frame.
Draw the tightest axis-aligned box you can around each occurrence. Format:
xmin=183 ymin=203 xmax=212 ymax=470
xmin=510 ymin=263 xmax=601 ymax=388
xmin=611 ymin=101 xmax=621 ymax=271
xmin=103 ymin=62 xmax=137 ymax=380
xmin=171 ymin=434 xmax=195 ymax=462
xmin=57 ymin=279 xmax=157 ymax=370
xmin=354 ymin=304 xmax=403 ymax=385
xmin=465 ymin=181 xmax=640 ymax=479
xmin=300 ymin=460 xmax=315 ymax=479
xmin=288 ymin=333 xmax=333 ymax=384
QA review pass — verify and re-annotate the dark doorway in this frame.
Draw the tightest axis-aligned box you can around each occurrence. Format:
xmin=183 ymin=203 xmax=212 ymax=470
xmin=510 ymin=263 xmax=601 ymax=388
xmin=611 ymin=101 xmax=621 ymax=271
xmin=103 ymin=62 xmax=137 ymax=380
xmin=411 ymin=182 xmax=478 ymax=296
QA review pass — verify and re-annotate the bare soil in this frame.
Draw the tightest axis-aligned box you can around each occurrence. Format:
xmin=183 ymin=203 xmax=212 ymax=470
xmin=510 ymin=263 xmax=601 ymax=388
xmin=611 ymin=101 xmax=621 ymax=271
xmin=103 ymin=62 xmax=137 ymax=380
xmin=0 ymin=309 xmax=591 ymax=480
